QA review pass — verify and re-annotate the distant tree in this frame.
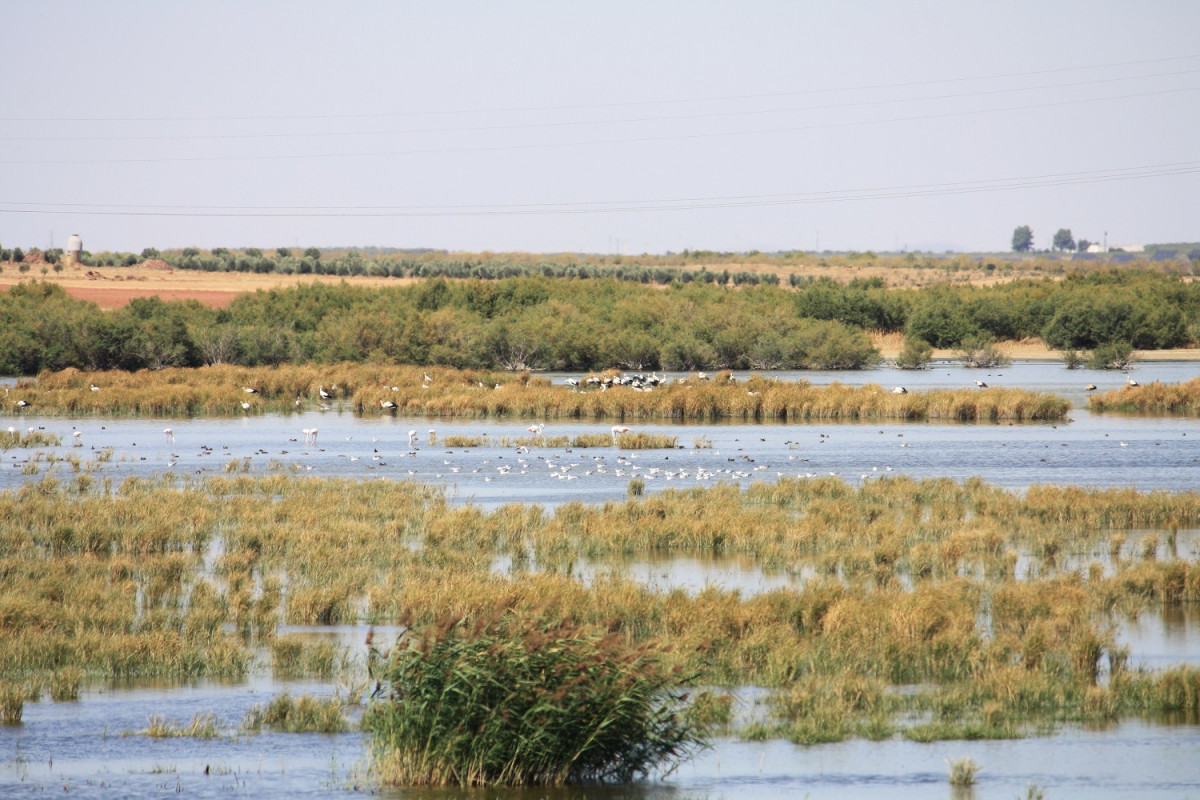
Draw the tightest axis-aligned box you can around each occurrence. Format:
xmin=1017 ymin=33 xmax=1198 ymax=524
xmin=1076 ymin=239 xmax=1091 ymax=253
xmin=182 ymin=247 xmax=201 ymax=258
xmin=141 ymin=247 xmax=160 ymax=259
xmin=304 ymin=247 xmax=322 ymax=260
xmin=245 ymin=247 xmax=264 ymax=258
xmin=276 ymin=247 xmax=292 ymax=258
xmin=1053 ymin=229 xmax=1076 ymax=252
xmin=1011 ymin=226 xmax=1034 ymax=253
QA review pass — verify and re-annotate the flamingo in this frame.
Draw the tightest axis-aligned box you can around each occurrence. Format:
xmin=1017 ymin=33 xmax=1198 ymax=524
xmin=380 ymin=399 xmax=397 ymax=410
xmin=302 ymin=428 xmax=318 ymax=446
xmin=72 ymin=430 xmax=82 ymax=446
xmin=163 ymin=428 xmax=175 ymax=445
xmin=527 ymin=422 xmax=545 ymax=435
xmin=611 ymin=425 xmax=631 ymax=444
xmin=408 ymin=429 xmax=418 ymax=447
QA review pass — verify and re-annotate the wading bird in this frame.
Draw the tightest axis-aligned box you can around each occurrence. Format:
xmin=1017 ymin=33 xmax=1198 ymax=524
xmin=975 ymin=380 xmax=988 ymax=388
xmin=319 ymin=385 xmax=333 ymax=400
xmin=611 ymin=425 xmax=631 ymax=444
xmin=408 ymin=429 xmax=418 ymax=446
xmin=240 ymin=401 xmax=251 ymax=412
xmin=163 ymin=428 xmax=175 ymax=444
xmin=1086 ymin=384 xmax=1098 ymax=391
xmin=527 ymin=422 xmax=545 ymax=435
xmin=242 ymin=386 xmax=258 ymax=394
xmin=381 ymin=399 xmax=397 ymax=410
xmin=1127 ymin=378 xmax=1139 ymax=387
xmin=892 ymin=386 xmax=907 ymax=394
xmin=90 ymin=384 xmax=100 ymax=392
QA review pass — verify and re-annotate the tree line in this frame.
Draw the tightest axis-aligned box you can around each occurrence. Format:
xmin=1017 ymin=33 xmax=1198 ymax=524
xmin=1 ymin=270 xmax=1196 ymax=376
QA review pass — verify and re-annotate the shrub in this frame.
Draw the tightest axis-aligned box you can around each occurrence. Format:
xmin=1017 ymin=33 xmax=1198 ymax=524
xmin=364 ymin=613 xmax=704 ymax=787
xmin=894 ymin=337 xmax=933 ymax=369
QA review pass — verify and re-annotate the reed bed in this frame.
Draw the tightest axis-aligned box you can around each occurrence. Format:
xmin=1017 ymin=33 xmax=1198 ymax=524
xmin=6 ymin=365 xmax=1071 ymax=422
xmin=1088 ymin=378 xmax=1200 ymax=414
xmin=2 ymin=472 xmax=1198 ymax=747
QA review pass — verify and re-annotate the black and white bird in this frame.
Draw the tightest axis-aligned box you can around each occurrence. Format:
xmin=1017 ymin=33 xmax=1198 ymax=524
xmin=975 ymin=380 xmax=988 ymax=388
xmin=891 ymin=386 xmax=907 ymax=395
xmin=319 ymin=385 xmax=333 ymax=401
xmin=242 ymin=386 xmax=259 ymax=394
xmin=380 ymin=399 xmax=398 ymax=410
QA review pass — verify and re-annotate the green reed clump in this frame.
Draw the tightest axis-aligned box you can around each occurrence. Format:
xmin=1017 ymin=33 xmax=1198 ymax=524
xmin=137 ymin=712 xmax=221 ymax=739
xmin=1089 ymin=377 xmax=1200 ymax=414
xmin=364 ymin=612 xmax=705 ymax=787
xmin=48 ymin=666 xmax=83 ymax=701
xmin=270 ymin=635 xmax=344 ymax=679
xmin=615 ymin=432 xmax=678 ymax=449
xmin=0 ymin=683 xmax=23 ymax=724
xmin=243 ymin=693 xmax=349 ymax=733
xmin=948 ymin=757 xmax=980 ymax=786
xmin=0 ymin=429 xmax=62 ymax=449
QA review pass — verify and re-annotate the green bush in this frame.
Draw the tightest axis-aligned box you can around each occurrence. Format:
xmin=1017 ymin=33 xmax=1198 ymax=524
xmin=364 ymin=613 xmax=704 ymax=787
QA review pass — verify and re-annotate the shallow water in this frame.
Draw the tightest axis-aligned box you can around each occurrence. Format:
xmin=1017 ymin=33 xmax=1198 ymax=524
xmin=2 ymin=361 xmax=1199 ymax=798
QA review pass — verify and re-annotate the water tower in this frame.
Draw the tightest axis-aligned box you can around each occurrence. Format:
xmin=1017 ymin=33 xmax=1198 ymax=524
xmin=65 ymin=233 xmax=83 ymax=267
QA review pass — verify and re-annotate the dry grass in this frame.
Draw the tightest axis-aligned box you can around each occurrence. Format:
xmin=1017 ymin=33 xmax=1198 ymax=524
xmin=2 ymin=471 xmax=1197 ymax=742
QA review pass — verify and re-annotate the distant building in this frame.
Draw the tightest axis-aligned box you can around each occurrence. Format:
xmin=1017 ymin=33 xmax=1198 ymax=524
xmin=65 ymin=233 xmax=83 ymax=267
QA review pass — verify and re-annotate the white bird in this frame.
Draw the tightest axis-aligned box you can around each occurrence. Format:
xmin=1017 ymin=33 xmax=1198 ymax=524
xmin=72 ymin=430 xmax=82 ymax=445
xmin=243 ymin=386 xmax=259 ymax=394
xmin=975 ymin=380 xmax=988 ymax=388
xmin=302 ymin=428 xmax=318 ymax=446
xmin=610 ymin=425 xmax=631 ymax=444
xmin=163 ymin=428 xmax=175 ymax=444
xmin=319 ymin=385 xmax=332 ymax=400
xmin=16 ymin=399 xmax=30 ymax=408
xmin=241 ymin=401 xmax=251 ymax=411
xmin=381 ymin=399 xmax=397 ymax=410
xmin=527 ymin=422 xmax=545 ymax=435
xmin=408 ymin=429 xmax=418 ymax=446
xmin=892 ymin=386 xmax=908 ymax=394
xmin=1086 ymin=384 xmax=1098 ymax=391
xmin=90 ymin=384 xmax=100 ymax=392
xmin=1127 ymin=378 xmax=1139 ymax=387
xmin=424 ymin=372 xmax=432 ymax=383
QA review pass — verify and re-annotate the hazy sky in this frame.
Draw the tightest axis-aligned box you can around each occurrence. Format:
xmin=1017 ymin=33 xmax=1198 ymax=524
xmin=2 ymin=1 xmax=1198 ymax=255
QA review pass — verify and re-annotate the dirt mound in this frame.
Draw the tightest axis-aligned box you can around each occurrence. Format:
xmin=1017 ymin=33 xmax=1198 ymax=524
xmin=139 ymin=259 xmax=173 ymax=271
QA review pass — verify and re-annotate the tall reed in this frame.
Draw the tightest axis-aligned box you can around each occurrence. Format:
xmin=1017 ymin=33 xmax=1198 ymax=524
xmin=364 ymin=612 xmax=705 ymax=787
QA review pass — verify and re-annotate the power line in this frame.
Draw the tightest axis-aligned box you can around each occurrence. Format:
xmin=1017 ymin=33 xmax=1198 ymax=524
xmin=5 ymin=67 xmax=1197 ymax=143
xmin=3 ymin=84 xmax=1197 ymax=166
xmin=1 ymin=52 xmax=1197 ymax=124
xmin=3 ymin=162 xmax=1196 ymax=218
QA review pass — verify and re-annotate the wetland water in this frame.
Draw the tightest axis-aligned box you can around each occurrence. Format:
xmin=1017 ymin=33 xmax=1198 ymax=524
xmin=3 ymin=361 xmax=1199 ymax=798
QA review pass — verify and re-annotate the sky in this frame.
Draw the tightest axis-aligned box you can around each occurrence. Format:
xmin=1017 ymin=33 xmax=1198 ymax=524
xmin=1 ymin=1 xmax=1198 ymax=256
